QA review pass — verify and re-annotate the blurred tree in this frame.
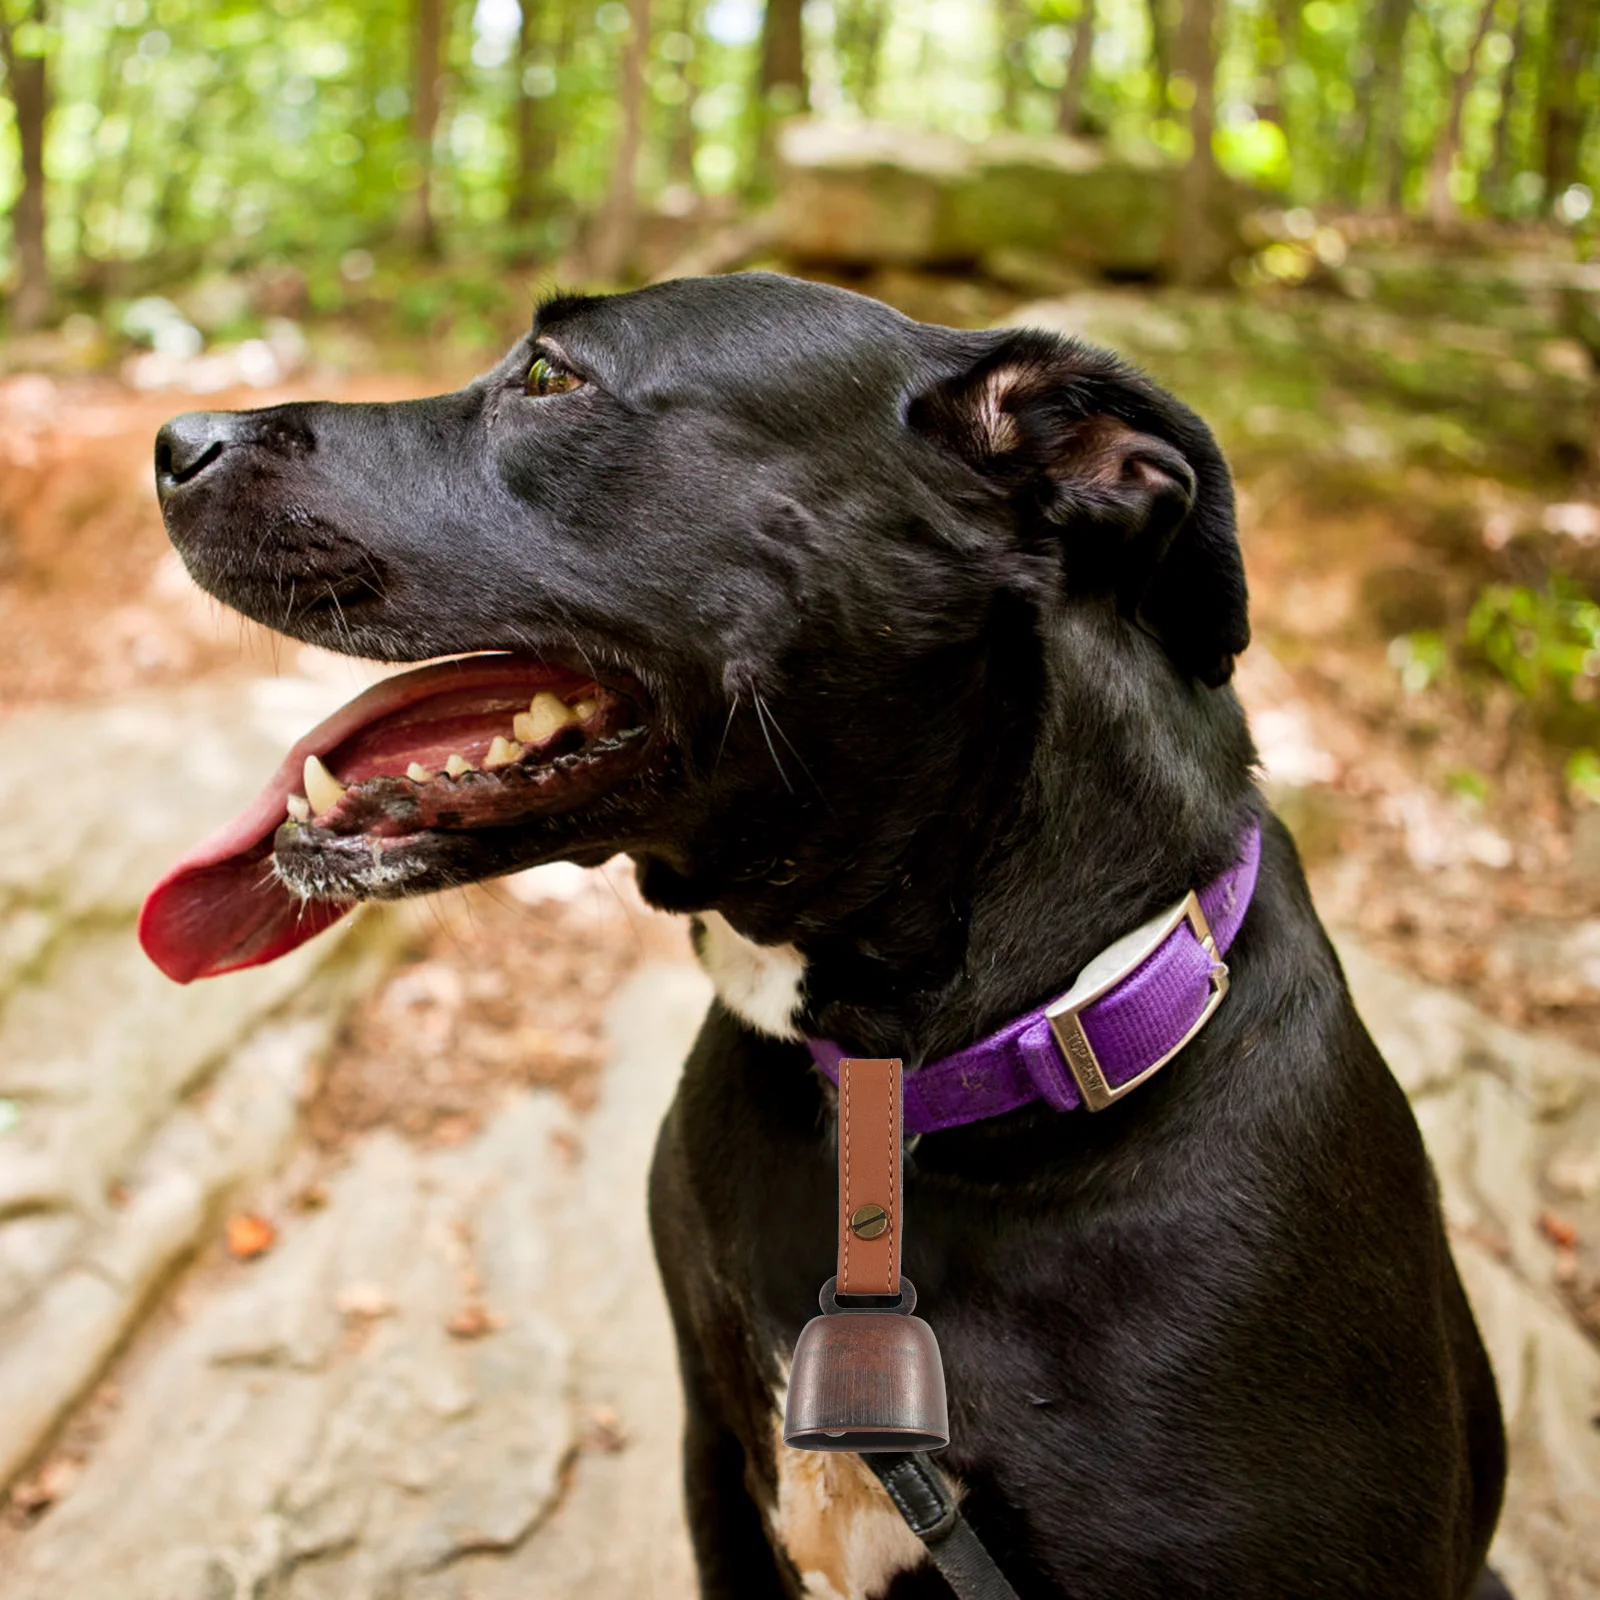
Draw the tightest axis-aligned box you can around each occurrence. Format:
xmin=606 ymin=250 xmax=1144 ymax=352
xmin=995 ymin=0 xmax=1030 ymax=128
xmin=406 ymin=0 xmax=448 ymax=255
xmin=1173 ymin=0 xmax=1226 ymax=281
xmin=1057 ymin=0 xmax=1096 ymax=134
xmin=1483 ymin=0 xmax=1528 ymax=213
xmin=1147 ymin=0 xmax=1174 ymax=115
xmin=1540 ymin=0 xmax=1599 ymax=201
xmin=1 ymin=0 xmax=51 ymax=329
xmin=588 ymin=0 xmax=650 ymax=279
xmin=509 ymin=0 xmax=579 ymax=229
xmin=510 ymin=0 xmax=545 ymax=222
xmin=661 ymin=0 xmax=702 ymax=193
xmin=835 ymin=0 xmax=888 ymax=115
xmin=1257 ymin=0 xmax=1300 ymax=127
xmin=750 ymin=0 xmax=807 ymax=184
xmin=1362 ymin=0 xmax=1418 ymax=210
xmin=1429 ymin=0 xmax=1500 ymax=227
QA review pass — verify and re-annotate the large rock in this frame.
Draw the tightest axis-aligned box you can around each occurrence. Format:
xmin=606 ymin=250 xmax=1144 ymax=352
xmin=0 ymin=957 xmax=710 ymax=1600
xmin=1337 ymin=938 xmax=1600 ymax=1598
xmin=774 ymin=120 xmax=1235 ymax=277
xmin=1 ymin=1115 xmax=575 ymax=1600
xmin=0 ymin=675 xmax=403 ymax=1488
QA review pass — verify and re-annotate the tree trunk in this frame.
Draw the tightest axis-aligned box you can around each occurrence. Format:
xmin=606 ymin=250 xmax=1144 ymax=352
xmin=1147 ymin=0 xmax=1172 ymax=115
xmin=1057 ymin=0 xmax=1096 ymax=135
xmin=760 ymin=0 xmax=807 ymax=106
xmin=510 ymin=0 xmax=541 ymax=222
xmin=406 ymin=0 xmax=446 ymax=255
xmin=664 ymin=0 xmax=702 ymax=191
xmin=1541 ymin=0 xmax=1598 ymax=200
xmin=1 ymin=0 xmax=51 ymax=331
xmin=995 ymin=0 xmax=1029 ymax=129
xmin=1427 ymin=0 xmax=1499 ymax=228
xmin=836 ymin=0 xmax=889 ymax=116
xmin=1483 ymin=0 xmax=1525 ymax=214
xmin=748 ymin=0 xmax=808 ymax=189
xmin=1259 ymin=0 xmax=1299 ymax=125
xmin=1172 ymin=0 xmax=1227 ymax=282
xmin=587 ymin=0 xmax=650 ymax=281
xmin=1360 ymin=0 xmax=1416 ymax=210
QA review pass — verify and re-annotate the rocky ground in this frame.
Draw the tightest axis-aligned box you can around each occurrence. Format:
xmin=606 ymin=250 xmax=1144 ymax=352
xmin=2 ymin=265 xmax=1599 ymax=1597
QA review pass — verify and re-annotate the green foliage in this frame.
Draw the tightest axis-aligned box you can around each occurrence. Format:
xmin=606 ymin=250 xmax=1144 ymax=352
xmin=1444 ymin=766 xmax=1491 ymax=804
xmin=1391 ymin=580 xmax=1600 ymax=792
xmin=1390 ymin=629 xmax=1449 ymax=695
xmin=1565 ymin=747 xmax=1600 ymax=806
xmin=1394 ymin=582 xmax=1600 ymax=805
xmin=1465 ymin=579 xmax=1600 ymax=713
xmin=1 ymin=0 xmax=1596 ymax=310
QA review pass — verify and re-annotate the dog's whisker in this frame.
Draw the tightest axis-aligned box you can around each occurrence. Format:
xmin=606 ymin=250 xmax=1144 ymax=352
xmin=754 ymin=689 xmax=829 ymax=809
xmin=750 ymin=696 xmax=792 ymax=794
xmin=714 ymin=695 xmax=739 ymax=774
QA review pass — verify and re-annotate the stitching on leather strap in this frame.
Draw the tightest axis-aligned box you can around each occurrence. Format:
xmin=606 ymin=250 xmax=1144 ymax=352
xmin=885 ymin=1061 xmax=896 ymax=1290
xmin=842 ymin=1061 xmax=852 ymax=1288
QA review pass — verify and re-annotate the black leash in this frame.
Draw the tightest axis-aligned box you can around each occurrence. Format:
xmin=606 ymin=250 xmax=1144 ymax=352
xmin=867 ymin=1453 xmax=1022 ymax=1600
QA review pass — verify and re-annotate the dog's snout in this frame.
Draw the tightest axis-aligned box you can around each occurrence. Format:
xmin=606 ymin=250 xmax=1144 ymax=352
xmin=155 ymin=412 xmax=238 ymax=497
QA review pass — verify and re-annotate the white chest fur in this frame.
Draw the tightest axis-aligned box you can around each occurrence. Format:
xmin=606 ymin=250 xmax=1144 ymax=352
xmin=694 ymin=911 xmax=808 ymax=1039
xmin=768 ymin=1399 xmax=927 ymax=1599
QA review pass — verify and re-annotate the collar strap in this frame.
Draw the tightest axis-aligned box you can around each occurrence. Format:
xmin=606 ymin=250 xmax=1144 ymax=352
xmin=807 ymin=822 xmax=1262 ymax=1135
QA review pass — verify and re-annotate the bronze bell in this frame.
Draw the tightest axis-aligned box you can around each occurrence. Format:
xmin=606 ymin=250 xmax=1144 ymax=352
xmin=783 ymin=1275 xmax=950 ymax=1452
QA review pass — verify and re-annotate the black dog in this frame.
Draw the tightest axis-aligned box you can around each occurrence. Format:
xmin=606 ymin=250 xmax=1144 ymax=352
xmin=149 ymin=273 xmax=1508 ymax=1598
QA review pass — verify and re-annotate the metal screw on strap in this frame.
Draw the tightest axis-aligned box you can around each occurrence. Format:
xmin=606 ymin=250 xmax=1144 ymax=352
xmin=850 ymin=1203 xmax=888 ymax=1239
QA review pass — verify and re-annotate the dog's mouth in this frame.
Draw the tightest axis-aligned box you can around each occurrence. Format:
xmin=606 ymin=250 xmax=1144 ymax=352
xmin=138 ymin=653 xmax=652 ymax=983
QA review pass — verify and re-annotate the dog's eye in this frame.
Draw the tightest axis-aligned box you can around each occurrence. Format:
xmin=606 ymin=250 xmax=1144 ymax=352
xmin=526 ymin=355 xmax=582 ymax=398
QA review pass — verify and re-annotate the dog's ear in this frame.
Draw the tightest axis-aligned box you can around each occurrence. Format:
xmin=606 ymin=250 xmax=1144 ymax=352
xmin=910 ymin=328 xmax=1249 ymax=687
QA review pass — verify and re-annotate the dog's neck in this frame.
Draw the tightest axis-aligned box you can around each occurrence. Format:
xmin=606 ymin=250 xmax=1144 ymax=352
xmin=688 ymin=615 xmax=1258 ymax=1067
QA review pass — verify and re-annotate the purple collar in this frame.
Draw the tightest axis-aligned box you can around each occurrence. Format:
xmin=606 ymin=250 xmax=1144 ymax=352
xmin=807 ymin=823 xmax=1262 ymax=1134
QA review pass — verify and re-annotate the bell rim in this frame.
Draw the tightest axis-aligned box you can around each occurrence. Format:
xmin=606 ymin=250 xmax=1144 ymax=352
xmin=782 ymin=1423 xmax=951 ymax=1453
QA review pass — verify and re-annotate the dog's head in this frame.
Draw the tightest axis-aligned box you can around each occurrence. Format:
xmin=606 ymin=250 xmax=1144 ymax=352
xmin=141 ymin=272 xmax=1249 ymax=983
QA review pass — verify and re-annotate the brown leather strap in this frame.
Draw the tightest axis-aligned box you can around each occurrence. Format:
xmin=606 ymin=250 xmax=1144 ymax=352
xmin=837 ymin=1057 xmax=901 ymax=1297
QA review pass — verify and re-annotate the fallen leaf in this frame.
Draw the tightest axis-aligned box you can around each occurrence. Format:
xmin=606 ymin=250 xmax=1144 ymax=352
xmin=226 ymin=1213 xmax=276 ymax=1259
xmin=446 ymin=1302 xmax=501 ymax=1340
xmin=10 ymin=1457 xmax=77 ymax=1514
xmin=580 ymin=1405 xmax=629 ymax=1454
xmin=1539 ymin=1210 xmax=1579 ymax=1250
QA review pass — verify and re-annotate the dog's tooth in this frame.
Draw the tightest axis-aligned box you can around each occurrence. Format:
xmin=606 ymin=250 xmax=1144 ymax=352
xmin=572 ymin=697 xmax=599 ymax=721
xmin=303 ymin=755 xmax=346 ymax=816
xmin=445 ymin=753 xmax=475 ymax=777
xmin=484 ymin=735 xmax=522 ymax=769
xmin=405 ymin=762 xmax=434 ymax=783
xmin=286 ymin=794 xmax=311 ymax=822
xmin=513 ymin=691 xmax=580 ymax=746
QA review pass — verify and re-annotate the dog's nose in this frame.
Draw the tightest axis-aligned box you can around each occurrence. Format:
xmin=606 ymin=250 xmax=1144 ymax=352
xmin=154 ymin=412 xmax=238 ymax=498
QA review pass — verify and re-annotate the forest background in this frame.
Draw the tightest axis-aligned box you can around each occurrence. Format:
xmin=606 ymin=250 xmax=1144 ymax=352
xmin=0 ymin=0 xmax=1595 ymax=333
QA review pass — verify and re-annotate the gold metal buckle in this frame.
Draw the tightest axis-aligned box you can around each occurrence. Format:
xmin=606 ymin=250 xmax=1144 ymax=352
xmin=1044 ymin=890 xmax=1230 ymax=1112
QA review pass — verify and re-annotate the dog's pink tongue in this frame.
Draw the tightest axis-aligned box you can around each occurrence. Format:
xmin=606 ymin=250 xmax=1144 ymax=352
xmin=137 ymin=754 xmax=355 ymax=985
xmin=139 ymin=655 xmax=536 ymax=984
